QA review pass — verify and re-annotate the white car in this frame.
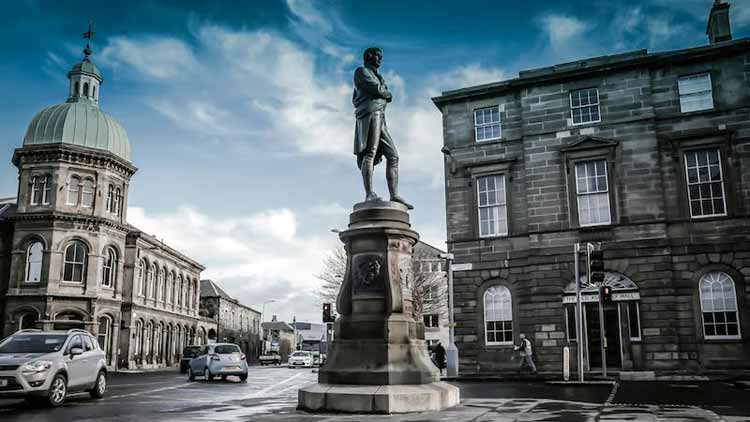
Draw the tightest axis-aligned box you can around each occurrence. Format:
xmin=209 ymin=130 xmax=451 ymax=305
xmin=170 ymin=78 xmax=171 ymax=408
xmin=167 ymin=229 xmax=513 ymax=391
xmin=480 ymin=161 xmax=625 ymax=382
xmin=287 ymin=351 xmax=313 ymax=368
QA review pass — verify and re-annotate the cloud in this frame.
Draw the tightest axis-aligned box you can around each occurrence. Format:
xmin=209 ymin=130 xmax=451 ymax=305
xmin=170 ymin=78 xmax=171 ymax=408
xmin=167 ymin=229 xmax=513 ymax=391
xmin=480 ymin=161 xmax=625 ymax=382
xmin=127 ymin=205 xmax=339 ymax=322
xmin=540 ymin=14 xmax=588 ymax=47
xmin=100 ymin=36 xmax=198 ymax=79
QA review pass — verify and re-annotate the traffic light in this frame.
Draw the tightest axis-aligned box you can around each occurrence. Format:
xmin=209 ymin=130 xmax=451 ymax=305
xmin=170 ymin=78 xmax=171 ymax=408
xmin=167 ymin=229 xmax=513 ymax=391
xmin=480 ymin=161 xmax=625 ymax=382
xmin=589 ymin=249 xmax=605 ymax=285
xmin=601 ymin=285 xmax=613 ymax=304
xmin=322 ymin=303 xmax=334 ymax=323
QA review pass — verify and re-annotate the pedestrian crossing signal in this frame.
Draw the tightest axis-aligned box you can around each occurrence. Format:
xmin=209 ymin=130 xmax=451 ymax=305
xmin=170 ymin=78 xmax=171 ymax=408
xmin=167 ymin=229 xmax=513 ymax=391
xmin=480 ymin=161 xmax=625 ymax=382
xmin=601 ymin=286 xmax=612 ymax=304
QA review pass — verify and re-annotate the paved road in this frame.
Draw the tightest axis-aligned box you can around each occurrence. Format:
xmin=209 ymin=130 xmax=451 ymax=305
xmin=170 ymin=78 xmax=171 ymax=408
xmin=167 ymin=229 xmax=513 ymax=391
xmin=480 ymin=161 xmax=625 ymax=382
xmin=0 ymin=367 xmax=748 ymax=421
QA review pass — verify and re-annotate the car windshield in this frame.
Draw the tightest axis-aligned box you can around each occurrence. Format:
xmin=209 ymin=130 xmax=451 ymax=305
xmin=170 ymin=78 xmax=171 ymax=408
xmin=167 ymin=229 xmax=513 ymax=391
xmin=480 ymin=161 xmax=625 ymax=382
xmin=0 ymin=334 xmax=68 ymax=353
xmin=182 ymin=346 xmax=203 ymax=358
xmin=291 ymin=351 xmax=310 ymax=357
xmin=214 ymin=345 xmax=240 ymax=354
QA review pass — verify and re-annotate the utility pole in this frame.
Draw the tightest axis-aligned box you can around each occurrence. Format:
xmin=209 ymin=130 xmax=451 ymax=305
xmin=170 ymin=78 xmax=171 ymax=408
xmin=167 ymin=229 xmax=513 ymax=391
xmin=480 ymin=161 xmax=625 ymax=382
xmin=439 ymin=253 xmax=458 ymax=377
xmin=588 ymin=244 xmax=607 ymax=377
xmin=574 ymin=243 xmax=584 ymax=382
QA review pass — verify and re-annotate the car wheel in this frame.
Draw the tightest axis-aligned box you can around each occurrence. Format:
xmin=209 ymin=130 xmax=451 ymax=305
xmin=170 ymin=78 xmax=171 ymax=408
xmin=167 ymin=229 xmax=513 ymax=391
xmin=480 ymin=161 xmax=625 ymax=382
xmin=89 ymin=370 xmax=107 ymax=399
xmin=47 ymin=374 xmax=67 ymax=407
xmin=188 ymin=367 xmax=196 ymax=382
xmin=239 ymin=373 xmax=248 ymax=382
xmin=204 ymin=367 xmax=212 ymax=382
xmin=221 ymin=375 xmax=227 ymax=381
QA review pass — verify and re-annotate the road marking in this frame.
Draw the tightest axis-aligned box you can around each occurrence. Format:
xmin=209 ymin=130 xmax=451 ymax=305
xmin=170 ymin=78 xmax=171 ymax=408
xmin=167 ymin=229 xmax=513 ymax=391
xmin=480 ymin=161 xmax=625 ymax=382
xmin=605 ymin=381 xmax=619 ymax=405
xmin=243 ymin=372 xmax=305 ymax=399
xmin=105 ymin=382 xmax=192 ymax=400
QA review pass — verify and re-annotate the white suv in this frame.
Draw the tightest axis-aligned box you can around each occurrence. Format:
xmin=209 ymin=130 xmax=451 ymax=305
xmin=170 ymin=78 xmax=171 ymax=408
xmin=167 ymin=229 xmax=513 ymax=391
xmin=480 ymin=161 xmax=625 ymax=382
xmin=0 ymin=329 xmax=108 ymax=407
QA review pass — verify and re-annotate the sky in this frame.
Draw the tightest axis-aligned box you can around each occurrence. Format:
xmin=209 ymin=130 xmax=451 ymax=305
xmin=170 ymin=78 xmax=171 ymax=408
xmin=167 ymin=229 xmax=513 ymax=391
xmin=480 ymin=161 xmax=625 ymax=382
xmin=1 ymin=0 xmax=748 ymax=324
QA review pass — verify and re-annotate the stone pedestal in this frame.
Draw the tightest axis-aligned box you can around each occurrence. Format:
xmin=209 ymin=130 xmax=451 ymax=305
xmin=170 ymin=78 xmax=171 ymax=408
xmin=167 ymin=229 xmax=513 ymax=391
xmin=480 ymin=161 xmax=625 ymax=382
xmin=298 ymin=201 xmax=460 ymax=414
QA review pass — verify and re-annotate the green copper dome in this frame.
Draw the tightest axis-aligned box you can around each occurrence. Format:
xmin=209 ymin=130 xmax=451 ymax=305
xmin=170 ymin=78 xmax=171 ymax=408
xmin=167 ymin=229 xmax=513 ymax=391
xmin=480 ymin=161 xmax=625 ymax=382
xmin=22 ymin=50 xmax=131 ymax=162
xmin=23 ymin=102 xmax=131 ymax=162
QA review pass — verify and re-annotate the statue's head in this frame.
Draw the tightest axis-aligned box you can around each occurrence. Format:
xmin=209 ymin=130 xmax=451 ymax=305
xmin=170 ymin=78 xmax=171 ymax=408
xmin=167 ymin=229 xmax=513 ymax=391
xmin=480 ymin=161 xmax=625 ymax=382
xmin=363 ymin=47 xmax=382 ymax=68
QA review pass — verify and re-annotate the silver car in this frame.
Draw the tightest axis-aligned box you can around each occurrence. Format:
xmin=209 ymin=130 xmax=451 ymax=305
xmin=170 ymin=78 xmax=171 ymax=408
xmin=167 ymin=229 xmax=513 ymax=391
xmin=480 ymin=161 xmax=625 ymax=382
xmin=0 ymin=329 xmax=107 ymax=407
xmin=187 ymin=343 xmax=248 ymax=382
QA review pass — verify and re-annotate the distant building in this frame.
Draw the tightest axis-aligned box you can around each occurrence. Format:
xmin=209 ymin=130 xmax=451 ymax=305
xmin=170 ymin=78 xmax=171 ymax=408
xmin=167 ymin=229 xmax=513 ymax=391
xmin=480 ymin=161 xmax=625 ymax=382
xmin=261 ymin=316 xmax=296 ymax=362
xmin=414 ymin=241 xmax=450 ymax=352
xmin=0 ymin=41 xmax=216 ymax=371
xmin=199 ymin=279 xmax=261 ymax=362
xmin=432 ymin=1 xmax=750 ymax=375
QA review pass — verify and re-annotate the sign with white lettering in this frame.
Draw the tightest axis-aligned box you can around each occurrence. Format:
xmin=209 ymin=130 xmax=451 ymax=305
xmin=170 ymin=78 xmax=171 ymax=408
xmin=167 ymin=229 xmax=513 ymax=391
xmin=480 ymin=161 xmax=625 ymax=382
xmin=612 ymin=292 xmax=640 ymax=301
xmin=451 ymin=263 xmax=473 ymax=271
xmin=562 ymin=294 xmax=599 ymax=304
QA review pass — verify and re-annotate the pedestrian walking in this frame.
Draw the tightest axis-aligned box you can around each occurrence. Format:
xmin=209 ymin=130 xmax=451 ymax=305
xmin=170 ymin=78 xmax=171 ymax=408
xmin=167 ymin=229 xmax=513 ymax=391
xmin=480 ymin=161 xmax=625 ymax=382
xmin=513 ymin=333 xmax=537 ymax=374
xmin=433 ymin=342 xmax=446 ymax=375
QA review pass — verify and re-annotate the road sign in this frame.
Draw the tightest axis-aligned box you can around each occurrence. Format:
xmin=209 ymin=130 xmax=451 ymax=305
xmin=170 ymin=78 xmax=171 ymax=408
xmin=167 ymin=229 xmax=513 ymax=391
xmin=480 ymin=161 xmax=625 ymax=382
xmin=451 ymin=263 xmax=473 ymax=271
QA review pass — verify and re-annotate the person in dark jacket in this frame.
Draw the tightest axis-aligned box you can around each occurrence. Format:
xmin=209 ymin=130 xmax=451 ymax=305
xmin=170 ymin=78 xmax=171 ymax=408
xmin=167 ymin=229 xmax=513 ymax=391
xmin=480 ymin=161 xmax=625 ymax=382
xmin=433 ymin=342 xmax=446 ymax=375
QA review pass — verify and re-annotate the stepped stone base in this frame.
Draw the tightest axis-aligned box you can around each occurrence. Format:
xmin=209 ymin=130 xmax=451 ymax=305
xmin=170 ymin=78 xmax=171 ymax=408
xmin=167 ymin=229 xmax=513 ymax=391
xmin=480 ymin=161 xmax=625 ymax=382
xmin=298 ymin=382 xmax=460 ymax=414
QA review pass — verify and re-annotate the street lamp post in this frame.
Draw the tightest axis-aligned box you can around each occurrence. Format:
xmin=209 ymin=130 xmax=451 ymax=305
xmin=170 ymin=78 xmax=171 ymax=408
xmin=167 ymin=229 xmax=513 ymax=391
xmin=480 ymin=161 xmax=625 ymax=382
xmin=438 ymin=252 xmax=458 ymax=377
xmin=260 ymin=299 xmax=275 ymax=355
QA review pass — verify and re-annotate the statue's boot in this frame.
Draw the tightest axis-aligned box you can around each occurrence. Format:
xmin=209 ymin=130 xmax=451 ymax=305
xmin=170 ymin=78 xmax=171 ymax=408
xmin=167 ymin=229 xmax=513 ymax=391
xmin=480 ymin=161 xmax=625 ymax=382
xmin=366 ymin=192 xmax=382 ymax=202
xmin=390 ymin=194 xmax=414 ymax=210
xmin=362 ymin=159 xmax=381 ymax=202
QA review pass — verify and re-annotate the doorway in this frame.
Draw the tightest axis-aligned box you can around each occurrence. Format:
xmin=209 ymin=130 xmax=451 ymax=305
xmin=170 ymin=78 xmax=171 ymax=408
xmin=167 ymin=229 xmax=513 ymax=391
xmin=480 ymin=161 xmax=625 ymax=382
xmin=585 ymin=304 xmax=621 ymax=369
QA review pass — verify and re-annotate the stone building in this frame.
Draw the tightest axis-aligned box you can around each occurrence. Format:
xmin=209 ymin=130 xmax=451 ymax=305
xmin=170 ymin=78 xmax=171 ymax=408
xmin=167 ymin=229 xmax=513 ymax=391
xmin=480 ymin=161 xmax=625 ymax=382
xmin=414 ymin=241 xmax=450 ymax=352
xmin=432 ymin=1 xmax=750 ymax=375
xmin=199 ymin=279 xmax=261 ymax=361
xmin=0 ymin=42 xmax=216 ymax=370
xmin=261 ymin=317 xmax=297 ymax=362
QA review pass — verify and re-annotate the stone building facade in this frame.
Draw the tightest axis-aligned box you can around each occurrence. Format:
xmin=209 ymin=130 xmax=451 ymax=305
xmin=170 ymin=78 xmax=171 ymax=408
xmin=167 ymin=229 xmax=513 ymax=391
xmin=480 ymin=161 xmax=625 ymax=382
xmin=0 ymin=44 xmax=216 ymax=370
xmin=199 ymin=279 xmax=261 ymax=362
xmin=432 ymin=3 xmax=750 ymax=375
xmin=261 ymin=318 xmax=297 ymax=362
xmin=414 ymin=241 xmax=450 ymax=352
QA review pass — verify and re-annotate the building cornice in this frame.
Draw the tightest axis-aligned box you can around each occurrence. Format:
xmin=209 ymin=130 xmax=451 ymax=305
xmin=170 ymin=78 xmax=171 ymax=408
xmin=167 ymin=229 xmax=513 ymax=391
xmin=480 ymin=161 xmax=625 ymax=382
xmin=10 ymin=211 xmax=130 ymax=234
xmin=12 ymin=144 xmax=137 ymax=178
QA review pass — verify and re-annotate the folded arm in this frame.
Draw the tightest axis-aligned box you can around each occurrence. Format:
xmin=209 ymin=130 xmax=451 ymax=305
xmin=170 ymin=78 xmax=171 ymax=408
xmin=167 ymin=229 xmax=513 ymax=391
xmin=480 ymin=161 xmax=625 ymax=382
xmin=355 ymin=68 xmax=392 ymax=101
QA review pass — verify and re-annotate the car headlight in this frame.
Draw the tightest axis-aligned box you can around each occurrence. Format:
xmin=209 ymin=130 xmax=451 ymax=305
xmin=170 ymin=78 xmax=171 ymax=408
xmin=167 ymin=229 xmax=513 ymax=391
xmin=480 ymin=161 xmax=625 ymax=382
xmin=21 ymin=360 xmax=53 ymax=373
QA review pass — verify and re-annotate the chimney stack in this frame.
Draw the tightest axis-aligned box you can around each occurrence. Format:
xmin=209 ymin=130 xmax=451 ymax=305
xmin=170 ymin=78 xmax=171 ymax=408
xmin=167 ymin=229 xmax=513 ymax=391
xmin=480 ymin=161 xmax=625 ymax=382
xmin=271 ymin=314 xmax=277 ymax=322
xmin=707 ymin=0 xmax=732 ymax=44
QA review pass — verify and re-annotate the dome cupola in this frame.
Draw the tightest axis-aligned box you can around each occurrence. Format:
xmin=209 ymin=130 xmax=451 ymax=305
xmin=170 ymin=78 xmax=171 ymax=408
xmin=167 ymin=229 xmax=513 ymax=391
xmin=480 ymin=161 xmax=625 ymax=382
xmin=22 ymin=25 xmax=131 ymax=162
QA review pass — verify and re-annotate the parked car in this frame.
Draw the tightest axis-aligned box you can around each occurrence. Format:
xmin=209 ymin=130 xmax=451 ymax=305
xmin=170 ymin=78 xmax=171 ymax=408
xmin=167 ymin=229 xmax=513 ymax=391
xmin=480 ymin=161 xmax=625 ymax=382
xmin=180 ymin=346 xmax=203 ymax=373
xmin=187 ymin=343 xmax=248 ymax=382
xmin=287 ymin=351 xmax=313 ymax=368
xmin=0 ymin=329 xmax=107 ymax=407
xmin=259 ymin=350 xmax=281 ymax=366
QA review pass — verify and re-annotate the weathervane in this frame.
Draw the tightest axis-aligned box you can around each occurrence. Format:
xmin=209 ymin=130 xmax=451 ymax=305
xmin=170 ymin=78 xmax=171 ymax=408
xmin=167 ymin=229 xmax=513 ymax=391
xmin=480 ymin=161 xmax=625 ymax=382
xmin=82 ymin=21 xmax=95 ymax=60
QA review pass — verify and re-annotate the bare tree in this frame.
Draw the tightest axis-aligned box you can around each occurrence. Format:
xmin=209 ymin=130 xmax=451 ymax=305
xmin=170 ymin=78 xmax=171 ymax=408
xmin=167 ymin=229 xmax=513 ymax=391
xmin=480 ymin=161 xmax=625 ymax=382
xmin=315 ymin=243 xmax=447 ymax=319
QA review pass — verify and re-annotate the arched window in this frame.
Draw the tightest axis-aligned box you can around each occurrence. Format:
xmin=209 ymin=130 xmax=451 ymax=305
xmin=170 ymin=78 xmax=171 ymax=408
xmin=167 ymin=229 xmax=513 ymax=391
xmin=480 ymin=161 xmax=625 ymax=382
xmin=81 ymin=179 xmax=94 ymax=207
xmin=134 ymin=319 xmax=143 ymax=357
xmin=101 ymin=247 xmax=117 ymax=288
xmin=700 ymin=271 xmax=741 ymax=339
xmin=484 ymin=285 xmax=513 ymax=345
xmin=29 ymin=176 xmax=50 ymax=205
xmin=63 ymin=241 xmax=87 ymax=282
xmin=137 ymin=260 xmax=146 ymax=296
xmin=176 ymin=276 xmax=183 ymax=306
xmin=106 ymin=185 xmax=114 ymax=213
xmin=41 ymin=176 xmax=51 ymax=205
xmin=98 ymin=315 xmax=113 ymax=365
xmin=25 ymin=241 xmax=43 ymax=283
xmin=150 ymin=264 xmax=157 ymax=299
xmin=67 ymin=176 xmax=80 ymax=205
xmin=74 ymin=81 xmax=80 ymax=96
xmin=18 ymin=311 xmax=39 ymax=330
xmin=161 ymin=269 xmax=168 ymax=302
xmin=83 ymin=82 xmax=89 ymax=96
xmin=114 ymin=187 xmax=121 ymax=216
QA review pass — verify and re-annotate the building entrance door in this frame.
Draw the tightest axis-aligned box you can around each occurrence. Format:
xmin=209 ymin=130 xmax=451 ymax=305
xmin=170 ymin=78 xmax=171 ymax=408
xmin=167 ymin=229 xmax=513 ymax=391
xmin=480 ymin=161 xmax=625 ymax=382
xmin=585 ymin=305 xmax=621 ymax=369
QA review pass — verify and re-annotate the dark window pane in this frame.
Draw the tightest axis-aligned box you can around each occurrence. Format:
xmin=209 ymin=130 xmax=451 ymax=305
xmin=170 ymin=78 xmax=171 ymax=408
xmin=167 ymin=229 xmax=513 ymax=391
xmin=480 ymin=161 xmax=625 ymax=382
xmin=487 ymin=332 xmax=495 ymax=342
xmin=715 ymin=323 xmax=727 ymax=336
xmin=691 ymin=201 xmax=702 ymax=216
xmin=714 ymin=199 xmax=725 ymax=214
xmin=715 ymin=313 xmax=726 ymax=323
xmin=728 ymin=323 xmax=739 ymax=336
xmin=698 ymin=152 xmax=708 ymax=166
xmin=703 ymin=312 xmax=715 ymax=323
xmin=726 ymin=312 xmax=737 ymax=323
xmin=64 ymin=264 xmax=73 ymax=281
xmin=705 ymin=324 xmax=716 ymax=336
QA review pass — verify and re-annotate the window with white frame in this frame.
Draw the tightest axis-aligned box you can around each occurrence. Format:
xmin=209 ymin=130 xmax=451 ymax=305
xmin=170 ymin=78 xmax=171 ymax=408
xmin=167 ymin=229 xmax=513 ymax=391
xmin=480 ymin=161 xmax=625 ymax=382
xmin=477 ymin=175 xmax=508 ymax=237
xmin=570 ymin=88 xmax=600 ymax=125
xmin=137 ymin=260 xmax=145 ymax=296
xmin=474 ymin=106 xmax=501 ymax=142
xmin=63 ymin=241 xmax=87 ymax=282
xmin=81 ymin=179 xmax=94 ymax=207
xmin=679 ymin=73 xmax=713 ymax=113
xmin=575 ymin=160 xmax=611 ymax=226
xmin=114 ymin=187 xmax=122 ymax=216
xmin=699 ymin=271 xmax=740 ymax=339
xmin=423 ymin=314 xmax=439 ymax=328
xmin=106 ymin=185 xmax=114 ymax=213
xmin=484 ymin=285 xmax=513 ymax=345
xmin=102 ymin=247 xmax=117 ymax=288
xmin=30 ymin=176 xmax=51 ymax=206
xmin=67 ymin=176 xmax=80 ymax=205
xmin=685 ymin=148 xmax=726 ymax=218
xmin=626 ymin=301 xmax=641 ymax=341
xmin=25 ymin=241 xmax=43 ymax=283
xmin=149 ymin=264 xmax=156 ymax=299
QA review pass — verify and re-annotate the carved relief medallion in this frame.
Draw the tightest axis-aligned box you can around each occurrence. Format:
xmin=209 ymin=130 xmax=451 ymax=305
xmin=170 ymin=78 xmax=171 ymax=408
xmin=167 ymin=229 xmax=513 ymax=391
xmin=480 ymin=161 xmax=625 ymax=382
xmin=352 ymin=254 xmax=384 ymax=293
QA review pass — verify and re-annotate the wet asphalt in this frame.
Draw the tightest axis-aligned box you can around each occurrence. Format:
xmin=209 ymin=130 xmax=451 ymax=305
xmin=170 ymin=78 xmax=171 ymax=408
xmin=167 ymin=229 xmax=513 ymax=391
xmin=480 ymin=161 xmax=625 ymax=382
xmin=0 ymin=366 xmax=747 ymax=421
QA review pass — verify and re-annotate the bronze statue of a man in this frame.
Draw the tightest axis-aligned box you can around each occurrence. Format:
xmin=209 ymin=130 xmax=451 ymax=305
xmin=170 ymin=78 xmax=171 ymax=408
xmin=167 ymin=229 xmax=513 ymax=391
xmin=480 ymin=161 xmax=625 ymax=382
xmin=353 ymin=47 xmax=413 ymax=210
